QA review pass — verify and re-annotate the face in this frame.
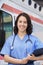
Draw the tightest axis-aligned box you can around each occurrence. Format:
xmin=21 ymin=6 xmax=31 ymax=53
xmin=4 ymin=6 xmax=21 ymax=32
xmin=17 ymin=16 xmax=27 ymax=33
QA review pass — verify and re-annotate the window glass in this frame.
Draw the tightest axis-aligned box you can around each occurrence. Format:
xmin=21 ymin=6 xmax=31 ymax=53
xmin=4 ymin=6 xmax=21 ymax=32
xmin=0 ymin=11 xmax=13 ymax=39
xmin=0 ymin=10 xmax=13 ymax=50
xmin=3 ymin=11 xmax=13 ymax=39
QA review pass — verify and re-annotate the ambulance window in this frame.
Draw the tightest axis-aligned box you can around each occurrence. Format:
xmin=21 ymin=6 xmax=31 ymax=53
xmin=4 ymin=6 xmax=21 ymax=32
xmin=0 ymin=10 xmax=13 ymax=51
xmin=3 ymin=12 xmax=13 ymax=39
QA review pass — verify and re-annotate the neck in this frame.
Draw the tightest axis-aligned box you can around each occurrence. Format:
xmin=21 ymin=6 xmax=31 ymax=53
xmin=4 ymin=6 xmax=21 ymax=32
xmin=18 ymin=31 xmax=26 ymax=38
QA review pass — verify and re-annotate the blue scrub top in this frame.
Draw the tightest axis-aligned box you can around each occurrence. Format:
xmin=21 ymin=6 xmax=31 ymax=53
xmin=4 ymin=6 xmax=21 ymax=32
xmin=1 ymin=34 xmax=43 ymax=65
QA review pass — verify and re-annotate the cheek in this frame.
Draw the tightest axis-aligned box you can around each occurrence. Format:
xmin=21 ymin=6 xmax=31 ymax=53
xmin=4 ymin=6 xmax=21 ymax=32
xmin=25 ymin=24 xmax=28 ymax=29
xmin=17 ymin=23 xmax=21 ymax=29
xmin=18 ymin=25 xmax=21 ymax=28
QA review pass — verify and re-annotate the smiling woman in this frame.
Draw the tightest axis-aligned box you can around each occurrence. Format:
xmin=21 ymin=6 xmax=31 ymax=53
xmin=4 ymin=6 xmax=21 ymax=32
xmin=1 ymin=12 xmax=43 ymax=65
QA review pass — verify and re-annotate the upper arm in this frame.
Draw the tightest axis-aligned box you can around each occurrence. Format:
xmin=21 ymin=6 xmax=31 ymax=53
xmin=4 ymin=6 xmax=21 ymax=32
xmin=1 ymin=37 xmax=11 ymax=56
xmin=34 ymin=38 xmax=43 ymax=49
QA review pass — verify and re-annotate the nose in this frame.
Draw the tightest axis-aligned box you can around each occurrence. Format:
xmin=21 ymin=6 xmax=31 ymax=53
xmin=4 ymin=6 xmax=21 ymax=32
xmin=21 ymin=21 xmax=24 ymax=25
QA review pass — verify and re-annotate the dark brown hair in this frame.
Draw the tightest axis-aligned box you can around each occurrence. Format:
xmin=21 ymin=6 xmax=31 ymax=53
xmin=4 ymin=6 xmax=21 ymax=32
xmin=14 ymin=12 xmax=33 ymax=35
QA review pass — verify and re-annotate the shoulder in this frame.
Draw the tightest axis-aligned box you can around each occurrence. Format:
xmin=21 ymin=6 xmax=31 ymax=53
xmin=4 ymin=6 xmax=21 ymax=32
xmin=30 ymin=34 xmax=43 ymax=44
xmin=29 ymin=34 xmax=42 ymax=43
xmin=29 ymin=34 xmax=38 ymax=41
xmin=6 ymin=34 xmax=15 ymax=42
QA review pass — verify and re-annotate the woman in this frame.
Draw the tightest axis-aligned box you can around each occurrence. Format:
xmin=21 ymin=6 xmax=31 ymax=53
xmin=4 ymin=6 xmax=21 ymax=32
xmin=1 ymin=12 xmax=43 ymax=65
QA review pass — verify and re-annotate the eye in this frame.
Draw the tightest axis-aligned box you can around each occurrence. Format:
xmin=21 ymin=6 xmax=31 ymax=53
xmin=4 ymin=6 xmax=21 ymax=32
xmin=19 ymin=21 xmax=22 ymax=23
xmin=24 ymin=21 xmax=27 ymax=24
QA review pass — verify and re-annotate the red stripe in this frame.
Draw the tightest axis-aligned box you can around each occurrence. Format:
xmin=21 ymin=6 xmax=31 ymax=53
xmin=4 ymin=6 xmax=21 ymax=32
xmin=30 ymin=15 xmax=43 ymax=24
xmin=2 ymin=3 xmax=43 ymax=24
xmin=2 ymin=4 xmax=22 ymax=14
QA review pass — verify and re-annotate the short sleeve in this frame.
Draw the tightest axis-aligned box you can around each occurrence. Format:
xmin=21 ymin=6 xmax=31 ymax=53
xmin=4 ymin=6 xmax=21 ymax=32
xmin=1 ymin=37 xmax=11 ymax=56
xmin=34 ymin=38 xmax=43 ymax=49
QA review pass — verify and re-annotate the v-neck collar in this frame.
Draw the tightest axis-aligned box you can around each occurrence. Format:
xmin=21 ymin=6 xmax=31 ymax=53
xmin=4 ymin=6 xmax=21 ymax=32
xmin=17 ymin=34 xmax=27 ymax=41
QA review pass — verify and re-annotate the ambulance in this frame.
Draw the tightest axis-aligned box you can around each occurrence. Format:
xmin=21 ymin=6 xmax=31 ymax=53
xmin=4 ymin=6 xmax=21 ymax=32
xmin=0 ymin=0 xmax=43 ymax=65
